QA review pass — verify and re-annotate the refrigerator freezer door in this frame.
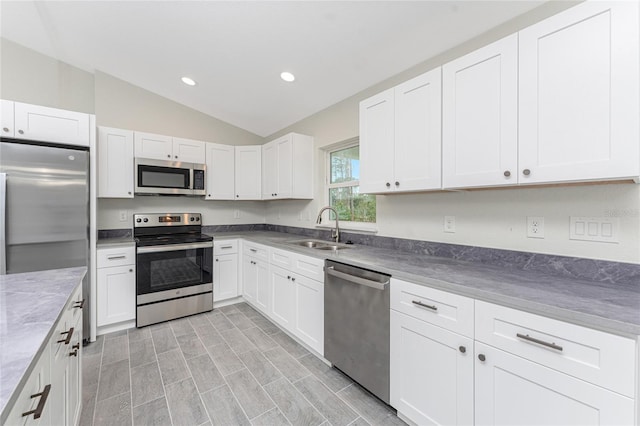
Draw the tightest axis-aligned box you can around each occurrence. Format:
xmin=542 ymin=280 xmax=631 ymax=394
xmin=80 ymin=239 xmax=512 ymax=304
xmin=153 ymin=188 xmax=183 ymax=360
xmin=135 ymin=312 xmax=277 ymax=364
xmin=0 ymin=141 xmax=89 ymax=274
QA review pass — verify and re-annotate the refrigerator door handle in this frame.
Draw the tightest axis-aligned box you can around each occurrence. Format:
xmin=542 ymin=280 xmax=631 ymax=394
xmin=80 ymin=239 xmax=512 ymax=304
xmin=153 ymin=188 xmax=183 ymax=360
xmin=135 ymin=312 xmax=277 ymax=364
xmin=0 ymin=172 xmax=6 ymax=275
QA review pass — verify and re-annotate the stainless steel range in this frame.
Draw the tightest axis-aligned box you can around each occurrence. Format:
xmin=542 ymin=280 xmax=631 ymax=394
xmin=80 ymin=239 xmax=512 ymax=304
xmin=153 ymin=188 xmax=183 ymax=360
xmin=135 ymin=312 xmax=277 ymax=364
xmin=134 ymin=213 xmax=213 ymax=327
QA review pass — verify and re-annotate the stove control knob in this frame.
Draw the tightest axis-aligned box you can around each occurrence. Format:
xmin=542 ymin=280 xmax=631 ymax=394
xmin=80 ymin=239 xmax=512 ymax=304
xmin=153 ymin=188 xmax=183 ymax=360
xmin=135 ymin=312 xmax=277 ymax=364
xmin=190 ymin=217 xmax=195 ymax=222
xmin=136 ymin=218 xmax=141 ymax=223
xmin=143 ymin=218 xmax=148 ymax=223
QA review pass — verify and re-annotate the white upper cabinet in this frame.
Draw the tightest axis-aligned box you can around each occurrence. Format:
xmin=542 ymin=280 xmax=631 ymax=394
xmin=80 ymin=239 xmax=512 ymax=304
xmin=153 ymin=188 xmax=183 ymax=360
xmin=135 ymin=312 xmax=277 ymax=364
xmin=134 ymin=132 xmax=205 ymax=163
xmin=235 ymin=145 xmax=262 ymax=200
xmin=442 ymin=34 xmax=518 ymax=189
xmin=205 ymin=142 xmax=235 ymax=200
xmin=262 ymin=132 xmax=314 ymax=199
xmin=134 ymin=131 xmax=173 ymax=160
xmin=360 ymin=68 xmax=442 ymax=194
xmin=13 ymin=102 xmax=90 ymax=147
xmin=1 ymin=99 xmax=14 ymax=137
xmin=518 ymin=1 xmax=640 ymax=184
xmin=98 ymin=127 xmax=134 ymax=198
xmin=172 ymin=137 xmax=206 ymax=163
xmin=360 ymin=88 xmax=395 ymax=193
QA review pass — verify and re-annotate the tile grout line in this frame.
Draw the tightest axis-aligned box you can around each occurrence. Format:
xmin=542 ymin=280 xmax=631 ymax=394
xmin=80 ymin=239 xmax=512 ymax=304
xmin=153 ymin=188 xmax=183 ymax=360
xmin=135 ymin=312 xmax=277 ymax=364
xmin=127 ymin=333 xmax=133 ymax=426
xmin=90 ymin=338 xmax=104 ymax=426
xmin=149 ymin=325 xmax=175 ymax=426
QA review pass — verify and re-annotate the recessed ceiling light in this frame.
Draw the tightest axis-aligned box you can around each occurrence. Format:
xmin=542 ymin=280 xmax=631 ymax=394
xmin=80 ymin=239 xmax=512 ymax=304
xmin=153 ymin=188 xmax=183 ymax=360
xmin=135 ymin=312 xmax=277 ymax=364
xmin=280 ymin=72 xmax=295 ymax=82
xmin=181 ymin=77 xmax=196 ymax=86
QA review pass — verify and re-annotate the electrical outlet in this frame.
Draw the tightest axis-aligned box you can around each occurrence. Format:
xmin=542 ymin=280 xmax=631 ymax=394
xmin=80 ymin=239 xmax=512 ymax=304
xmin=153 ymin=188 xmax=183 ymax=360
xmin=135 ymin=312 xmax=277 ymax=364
xmin=233 ymin=210 xmax=240 ymax=219
xmin=527 ymin=216 xmax=544 ymax=238
xmin=118 ymin=210 xmax=127 ymax=222
xmin=444 ymin=216 xmax=456 ymax=233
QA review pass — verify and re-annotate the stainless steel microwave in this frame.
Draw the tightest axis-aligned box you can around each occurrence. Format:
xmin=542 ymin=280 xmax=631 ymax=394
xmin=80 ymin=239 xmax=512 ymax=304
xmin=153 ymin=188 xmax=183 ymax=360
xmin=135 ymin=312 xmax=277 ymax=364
xmin=135 ymin=158 xmax=206 ymax=196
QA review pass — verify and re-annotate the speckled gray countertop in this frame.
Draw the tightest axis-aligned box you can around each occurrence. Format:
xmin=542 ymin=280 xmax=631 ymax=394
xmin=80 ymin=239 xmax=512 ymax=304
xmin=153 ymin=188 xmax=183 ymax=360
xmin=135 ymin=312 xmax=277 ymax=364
xmin=0 ymin=267 xmax=86 ymax=421
xmin=209 ymin=231 xmax=640 ymax=337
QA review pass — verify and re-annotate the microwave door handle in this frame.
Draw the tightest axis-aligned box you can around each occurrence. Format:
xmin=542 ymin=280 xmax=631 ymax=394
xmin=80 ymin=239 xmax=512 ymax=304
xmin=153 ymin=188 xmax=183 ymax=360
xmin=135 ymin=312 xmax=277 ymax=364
xmin=0 ymin=173 xmax=6 ymax=275
xmin=137 ymin=241 xmax=213 ymax=254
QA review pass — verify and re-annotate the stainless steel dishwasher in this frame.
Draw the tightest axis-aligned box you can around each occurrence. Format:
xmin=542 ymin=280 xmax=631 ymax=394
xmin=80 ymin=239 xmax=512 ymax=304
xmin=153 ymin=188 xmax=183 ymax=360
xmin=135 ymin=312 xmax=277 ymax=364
xmin=324 ymin=259 xmax=391 ymax=404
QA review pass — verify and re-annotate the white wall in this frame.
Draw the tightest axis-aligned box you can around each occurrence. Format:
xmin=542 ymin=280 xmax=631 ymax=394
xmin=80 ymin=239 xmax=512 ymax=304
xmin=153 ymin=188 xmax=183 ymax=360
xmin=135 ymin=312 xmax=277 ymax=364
xmin=262 ymin=1 xmax=640 ymax=264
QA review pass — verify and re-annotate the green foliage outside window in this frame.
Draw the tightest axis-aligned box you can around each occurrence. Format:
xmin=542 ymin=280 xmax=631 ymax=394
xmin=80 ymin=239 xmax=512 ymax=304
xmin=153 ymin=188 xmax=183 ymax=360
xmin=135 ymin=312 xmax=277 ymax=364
xmin=328 ymin=145 xmax=376 ymax=223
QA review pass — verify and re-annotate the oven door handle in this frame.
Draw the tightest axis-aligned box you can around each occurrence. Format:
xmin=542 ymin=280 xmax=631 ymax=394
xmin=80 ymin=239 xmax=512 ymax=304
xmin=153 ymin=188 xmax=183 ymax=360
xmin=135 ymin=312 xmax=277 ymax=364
xmin=137 ymin=241 xmax=213 ymax=253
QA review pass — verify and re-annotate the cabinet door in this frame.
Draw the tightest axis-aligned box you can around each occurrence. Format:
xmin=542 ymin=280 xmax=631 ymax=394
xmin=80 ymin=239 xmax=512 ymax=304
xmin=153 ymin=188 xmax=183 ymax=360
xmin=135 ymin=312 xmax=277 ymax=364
xmin=98 ymin=127 xmax=134 ymax=198
xmin=50 ymin=321 xmax=70 ymax=426
xmin=134 ymin=131 xmax=173 ymax=161
xmin=394 ymin=68 xmax=442 ymax=191
xmin=360 ymin=88 xmax=395 ymax=193
xmin=97 ymin=265 xmax=136 ymax=326
xmin=390 ymin=310 xmax=473 ymax=426
xmin=5 ymin=344 xmax=51 ymax=426
xmin=68 ymin=313 xmax=82 ymax=426
xmin=242 ymin=256 xmax=258 ymax=304
xmin=262 ymin=141 xmax=277 ymax=199
xmin=269 ymin=265 xmax=295 ymax=330
xmin=519 ymin=1 xmax=639 ymax=184
xmin=254 ymin=259 xmax=270 ymax=314
xmin=173 ymin=137 xmax=206 ymax=163
xmin=474 ymin=343 xmax=634 ymax=426
xmin=294 ymin=275 xmax=324 ymax=355
xmin=275 ymin=136 xmax=293 ymax=198
xmin=235 ymin=146 xmax=262 ymax=200
xmin=214 ymin=253 xmax=238 ymax=301
xmin=1 ymin=99 xmax=14 ymax=137
xmin=14 ymin=102 xmax=90 ymax=147
xmin=442 ymin=34 xmax=518 ymax=189
xmin=205 ymin=142 xmax=235 ymax=200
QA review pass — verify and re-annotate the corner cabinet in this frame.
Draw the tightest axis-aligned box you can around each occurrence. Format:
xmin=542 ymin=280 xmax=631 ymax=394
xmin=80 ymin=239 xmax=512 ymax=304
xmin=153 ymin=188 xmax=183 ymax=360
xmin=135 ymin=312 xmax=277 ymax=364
xmin=518 ymin=0 xmax=640 ymax=184
xmin=442 ymin=34 xmax=518 ymax=189
xmin=235 ymin=145 xmax=262 ymax=200
xmin=205 ymin=142 xmax=235 ymax=200
xmin=97 ymin=127 xmax=134 ymax=198
xmin=262 ymin=133 xmax=314 ymax=199
xmin=360 ymin=68 xmax=442 ymax=194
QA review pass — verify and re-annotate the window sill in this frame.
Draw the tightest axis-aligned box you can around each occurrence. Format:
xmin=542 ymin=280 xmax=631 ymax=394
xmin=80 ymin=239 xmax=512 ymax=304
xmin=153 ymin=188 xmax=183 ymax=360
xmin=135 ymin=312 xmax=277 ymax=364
xmin=315 ymin=222 xmax=378 ymax=234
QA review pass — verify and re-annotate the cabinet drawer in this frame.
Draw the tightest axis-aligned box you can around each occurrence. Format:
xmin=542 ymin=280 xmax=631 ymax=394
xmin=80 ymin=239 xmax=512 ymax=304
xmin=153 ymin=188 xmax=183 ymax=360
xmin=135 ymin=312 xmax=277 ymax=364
xmin=97 ymin=245 xmax=135 ymax=268
xmin=243 ymin=241 xmax=268 ymax=260
xmin=214 ymin=239 xmax=238 ymax=255
xmin=291 ymin=253 xmax=324 ymax=282
xmin=270 ymin=248 xmax=293 ymax=269
xmin=391 ymin=278 xmax=474 ymax=338
xmin=475 ymin=300 xmax=636 ymax=397
xmin=66 ymin=285 xmax=84 ymax=328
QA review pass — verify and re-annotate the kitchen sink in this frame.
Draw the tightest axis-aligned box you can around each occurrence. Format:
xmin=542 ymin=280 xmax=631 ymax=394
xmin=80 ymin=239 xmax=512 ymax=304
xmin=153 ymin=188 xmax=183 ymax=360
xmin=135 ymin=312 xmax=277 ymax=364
xmin=285 ymin=239 xmax=352 ymax=250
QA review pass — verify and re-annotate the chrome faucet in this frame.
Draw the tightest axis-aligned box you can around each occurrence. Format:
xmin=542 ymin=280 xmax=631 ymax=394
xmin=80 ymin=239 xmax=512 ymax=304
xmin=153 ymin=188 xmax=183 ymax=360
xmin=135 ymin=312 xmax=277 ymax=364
xmin=316 ymin=206 xmax=340 ymax=243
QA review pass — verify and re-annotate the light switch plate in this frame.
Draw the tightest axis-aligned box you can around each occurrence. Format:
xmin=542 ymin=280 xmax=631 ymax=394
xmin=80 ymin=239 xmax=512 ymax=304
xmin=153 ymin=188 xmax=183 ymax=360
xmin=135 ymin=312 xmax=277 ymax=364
xmin=118 ymin=210 xmax=127 ymax=222
xmin=570 ymin=216 xmax=619 ymax=243
xmin=444 ymin=216 xmax=456 ymax=233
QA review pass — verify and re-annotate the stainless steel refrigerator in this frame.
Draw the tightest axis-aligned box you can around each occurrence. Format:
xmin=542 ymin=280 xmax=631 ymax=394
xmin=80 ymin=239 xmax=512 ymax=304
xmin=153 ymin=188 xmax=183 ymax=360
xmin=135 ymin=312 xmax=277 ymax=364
xmin=1 ymin=138 xmax=90 ymax=340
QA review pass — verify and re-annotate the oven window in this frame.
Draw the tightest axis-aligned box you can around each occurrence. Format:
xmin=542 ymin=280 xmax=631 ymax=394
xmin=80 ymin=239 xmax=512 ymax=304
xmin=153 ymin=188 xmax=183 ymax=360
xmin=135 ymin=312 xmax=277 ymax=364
xmin=137 ymin=247 xmax=212 ymax=294
xmin=138 ymin=165 xmax=190 ymax=189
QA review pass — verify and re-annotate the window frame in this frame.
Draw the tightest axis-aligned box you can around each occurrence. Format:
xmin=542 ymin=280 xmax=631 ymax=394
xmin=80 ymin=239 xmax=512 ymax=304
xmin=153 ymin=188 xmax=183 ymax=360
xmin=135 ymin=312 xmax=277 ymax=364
xmin=320 ymin=139 xmax=377 ymax=233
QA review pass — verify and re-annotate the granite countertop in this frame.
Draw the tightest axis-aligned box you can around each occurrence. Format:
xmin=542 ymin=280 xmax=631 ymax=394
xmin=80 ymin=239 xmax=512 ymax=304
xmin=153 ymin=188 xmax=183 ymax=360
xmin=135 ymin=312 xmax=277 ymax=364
xmin=210 ymin=231 xmax=640 ymax=336
xmin=0 ymin=267 xmax=87 ymax=421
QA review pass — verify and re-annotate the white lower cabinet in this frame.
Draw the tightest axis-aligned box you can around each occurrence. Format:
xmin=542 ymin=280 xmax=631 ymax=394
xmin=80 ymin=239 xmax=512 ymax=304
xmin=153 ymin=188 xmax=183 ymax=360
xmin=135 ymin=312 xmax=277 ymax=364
xmin=269 ymin=265 xmax=296 ymax=329
xmin=242 ymin=255 xmax=258 ymax=304
xmin=474 ymin=342 xmax=634 ymax=426
xmin=390 ymin=310 xmax=473 ymax=425
xmin=254 ymin=260 xmax=270 ymax=313
xmin=214 ymin=240 xmax=239 ymax=302
xmin=96 ymin=245 xmax=136 ymax=329
xmin=390 ymin=280 xmax=637 ymax=426
xmin=293 ymin=274 xmax=324 ymax=354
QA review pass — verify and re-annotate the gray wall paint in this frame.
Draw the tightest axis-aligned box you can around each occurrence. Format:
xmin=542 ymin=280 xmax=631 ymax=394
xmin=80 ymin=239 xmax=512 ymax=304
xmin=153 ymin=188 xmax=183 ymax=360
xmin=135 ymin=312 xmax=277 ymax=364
xmin=0 ymin=38 xmax=95 ymax=113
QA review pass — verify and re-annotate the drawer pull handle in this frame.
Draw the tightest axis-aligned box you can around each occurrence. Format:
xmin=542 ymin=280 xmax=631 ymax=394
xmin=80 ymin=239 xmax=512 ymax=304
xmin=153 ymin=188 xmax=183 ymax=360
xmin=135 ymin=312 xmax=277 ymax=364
xmin=22 ymin=384 xmax=51 ymax=419
xmin=107 ymin=255 xmax=126 ymax=260
xmin=220 ymin=245 xmax=233 ymax=249
xmin=73 ymin=299 xmax=85 ymax=309
xmin=412 ymin=300 xmax=438 ymax=311
xmin=516 ymin=333 xmax=563 ymax=352
xmin=57 ymin=327 xmax=74 ymax=345
xmin=250 ymin=248 xmax=257 ymax=252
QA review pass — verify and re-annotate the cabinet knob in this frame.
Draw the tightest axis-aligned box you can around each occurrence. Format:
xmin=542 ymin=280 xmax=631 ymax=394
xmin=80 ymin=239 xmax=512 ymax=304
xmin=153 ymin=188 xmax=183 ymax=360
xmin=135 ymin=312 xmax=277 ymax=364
xmin=386 ymin=182 xmax=391 ymax=188
xmin=291 ymin=277 xmax=296 ymax=282
xmin=18 ymin=129 xmax=24 ymax=134
xmin=478 ymin=354 xmax=486 ymax=362
xmin=459 ymin=346 xmax=466 ymax=353
xmin=287 ymin=275 xmax=291 ymax=280
xmin=522 ymin=169 xmax=531 ymax=176
xmin=175 ymin=155 xmax=178 ymax=159
xmin=503 ymin=170 xmax=511 ymax=177
xmin=395 ymin=181 xmax=399 ymax=187
xmin=274 ymin=193 xmax=277 ymax=196
xmin=215 ymin=258 xmax=219 ymax=262
xmin=2 ymin=127 xmax=8 ymax=132
xmin=167 ymin=154 xmax=171 ymax=158
xmin=129 ymin=269 xmax=133 ymax=272
xmin=236 ymin=195 xmax=239 ymax=198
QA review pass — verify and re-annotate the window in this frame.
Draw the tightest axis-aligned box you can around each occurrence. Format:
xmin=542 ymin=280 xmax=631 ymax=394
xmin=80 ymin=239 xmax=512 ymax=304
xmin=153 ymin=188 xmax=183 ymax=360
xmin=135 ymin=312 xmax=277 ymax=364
xmin=327 ymin=144 xmax=376 ymax=223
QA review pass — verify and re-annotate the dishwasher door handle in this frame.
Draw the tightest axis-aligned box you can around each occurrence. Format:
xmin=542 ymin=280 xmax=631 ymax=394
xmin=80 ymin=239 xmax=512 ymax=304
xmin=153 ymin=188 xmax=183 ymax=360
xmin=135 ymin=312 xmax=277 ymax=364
xmin=325 ymin=266 xmax=389 ymax=290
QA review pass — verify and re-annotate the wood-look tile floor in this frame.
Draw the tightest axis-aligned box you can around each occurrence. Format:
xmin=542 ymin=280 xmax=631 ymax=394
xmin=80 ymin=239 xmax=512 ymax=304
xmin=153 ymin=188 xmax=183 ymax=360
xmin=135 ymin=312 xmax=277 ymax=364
xmin=80 ymin=302 xmax=405 ymax=426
